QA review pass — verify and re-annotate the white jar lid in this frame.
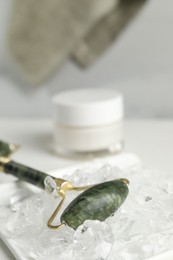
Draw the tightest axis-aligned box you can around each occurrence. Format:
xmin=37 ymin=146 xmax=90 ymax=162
xmin=52 ymin=88 xmax=124 ymax=127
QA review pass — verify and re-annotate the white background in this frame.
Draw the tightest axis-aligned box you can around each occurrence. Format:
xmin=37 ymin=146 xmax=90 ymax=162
xmin=0 ymin=0 xmax=173 ymax=118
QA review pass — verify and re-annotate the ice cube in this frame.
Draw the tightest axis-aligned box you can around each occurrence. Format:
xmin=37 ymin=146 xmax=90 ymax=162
xmin=0 ymin=206 xmax=12 ymax=218
xmin=73 ymin=220 xmax=114 ymax=260
xmin=10 ymin=187 xmax=34 ymax=212
xmin=6 ymin=193 xmax=45 ymax=238
xmin=29 ymin=226 xmax=75 ymax=259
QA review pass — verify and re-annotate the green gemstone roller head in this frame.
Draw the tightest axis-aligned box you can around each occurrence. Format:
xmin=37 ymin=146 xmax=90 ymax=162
xmin=0 ymin=140 xmax=20 ymax=157
xmin=61 ymin=178 xmax=129 ymax=230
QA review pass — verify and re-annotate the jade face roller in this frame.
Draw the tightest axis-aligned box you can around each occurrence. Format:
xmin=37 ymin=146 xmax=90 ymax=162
xmin=0 ymin=140 xmax=129 ymax=230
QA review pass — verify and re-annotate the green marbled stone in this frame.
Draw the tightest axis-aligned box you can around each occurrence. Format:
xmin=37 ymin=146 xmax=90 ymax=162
xmin=4 ymin=161 xmax=48 ymax=189
xmin=0 ymin=141 xmax=12 ymax=157
xmin=61 ymin=179 xmax=129 ymax=230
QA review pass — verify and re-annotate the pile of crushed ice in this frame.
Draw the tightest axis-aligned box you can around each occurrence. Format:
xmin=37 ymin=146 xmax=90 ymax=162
xmin=0 ymin=163 xmax=173 ymax=260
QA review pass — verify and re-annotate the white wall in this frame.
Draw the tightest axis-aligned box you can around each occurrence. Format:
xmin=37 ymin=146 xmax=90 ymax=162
xmin=0 ymin=0 xmax=173 ymax=118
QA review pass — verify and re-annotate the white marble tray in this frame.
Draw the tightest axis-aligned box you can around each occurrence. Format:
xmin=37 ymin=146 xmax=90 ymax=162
xmin=0 ymin=153 xmax=173 ymax=260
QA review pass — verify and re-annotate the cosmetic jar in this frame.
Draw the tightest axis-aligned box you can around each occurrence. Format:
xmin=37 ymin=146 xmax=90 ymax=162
xmin=52 ymin=88 xmax=124 ymax=158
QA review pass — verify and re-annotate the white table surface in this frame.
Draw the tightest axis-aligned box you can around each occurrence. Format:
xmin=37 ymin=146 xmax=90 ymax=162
xmin=0 ymin=119 xmax=173 ymax=260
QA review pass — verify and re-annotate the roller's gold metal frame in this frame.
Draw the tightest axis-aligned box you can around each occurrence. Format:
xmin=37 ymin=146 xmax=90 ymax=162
xmin=0 ymin=143 xmax=19 ymax=172
xmin=0 ymin=142 xmax=19 ymax=171
xmin=47 ymin=178 xmax=93 ymax=230
xmin=0 ymin=157 xmax=10 ymax=172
